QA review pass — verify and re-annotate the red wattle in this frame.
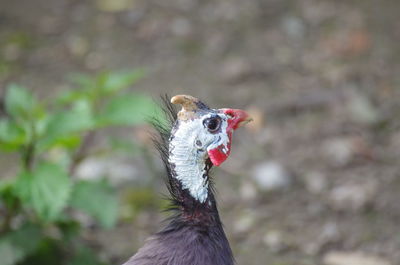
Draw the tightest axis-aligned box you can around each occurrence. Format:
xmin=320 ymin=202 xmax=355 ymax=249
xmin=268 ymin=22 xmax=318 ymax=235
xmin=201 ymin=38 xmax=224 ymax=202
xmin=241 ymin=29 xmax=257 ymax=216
xmin=208 ymin=132 xmax=232 ymax=166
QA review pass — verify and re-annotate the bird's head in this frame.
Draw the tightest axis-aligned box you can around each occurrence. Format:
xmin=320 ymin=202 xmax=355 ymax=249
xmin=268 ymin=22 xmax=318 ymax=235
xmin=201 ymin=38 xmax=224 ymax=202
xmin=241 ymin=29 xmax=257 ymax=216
xmin=170 ymin=95 xmax=252 ymax=167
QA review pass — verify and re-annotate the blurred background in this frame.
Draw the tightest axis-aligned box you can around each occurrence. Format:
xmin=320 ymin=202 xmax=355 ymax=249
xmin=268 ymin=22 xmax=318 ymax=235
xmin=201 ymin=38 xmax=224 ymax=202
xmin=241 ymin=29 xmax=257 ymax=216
xmin=0 ymin=0 xmax=399 ymax=265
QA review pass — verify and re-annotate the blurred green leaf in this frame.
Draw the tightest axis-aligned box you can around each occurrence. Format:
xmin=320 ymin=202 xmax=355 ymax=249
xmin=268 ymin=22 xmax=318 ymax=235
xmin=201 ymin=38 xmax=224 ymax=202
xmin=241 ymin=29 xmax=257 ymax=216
xmin=97 ymin=93 xmax=162 ymax=126
xmin=0 ymin=119 xmax=28 ymax=151
xmin=4 ymin=84 xmax=39 ymax=119
xmin=56 ymin=89 xmax=91 ymax=105
xmin=0 ymin=223 xmax=42 ymax=265
xmin=98 ymin=69 xmax=145 ymax=94
xmin=14 ymin=162 xmax=72 ymax=221
xmin=37 ymin=100 xmax=94 ymax=151
xmin=46 ymin=100 xmax=94 ymax=135
xmin=65 ymin=69 xmax=145 ymax=103
xmin=59 ymin=73 xmax=97 ymax=104
xmin=33 ymin=114 xmax=48 ymax=135
xmin=70 ymin=179 xmax=118 ymax=229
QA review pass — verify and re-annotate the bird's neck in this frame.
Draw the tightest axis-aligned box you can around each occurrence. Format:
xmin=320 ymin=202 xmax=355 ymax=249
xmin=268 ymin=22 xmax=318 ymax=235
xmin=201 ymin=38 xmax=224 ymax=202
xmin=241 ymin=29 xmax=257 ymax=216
xmin=169 ymin=137 xmax=211 ymax=203
xmin=168 ymin=137 xmax=220 ymax=224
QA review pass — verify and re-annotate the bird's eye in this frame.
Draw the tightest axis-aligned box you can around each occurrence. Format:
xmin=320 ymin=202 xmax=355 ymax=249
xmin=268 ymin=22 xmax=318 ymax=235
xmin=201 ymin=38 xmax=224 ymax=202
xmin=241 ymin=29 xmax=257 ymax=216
xmin=203 ymin=116 xmax=222 ymax=133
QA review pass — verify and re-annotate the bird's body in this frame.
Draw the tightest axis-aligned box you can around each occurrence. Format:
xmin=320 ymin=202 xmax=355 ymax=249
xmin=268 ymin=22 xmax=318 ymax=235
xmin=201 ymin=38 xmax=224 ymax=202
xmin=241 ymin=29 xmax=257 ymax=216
xmin=124 ymin=197 xmax=233 ymax=265
xmin=123 ymin=95 xmax=251 ymax=265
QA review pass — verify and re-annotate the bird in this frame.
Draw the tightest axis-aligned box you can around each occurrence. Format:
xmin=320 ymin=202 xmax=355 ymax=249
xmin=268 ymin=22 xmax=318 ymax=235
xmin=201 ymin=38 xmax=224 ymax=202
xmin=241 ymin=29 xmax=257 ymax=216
xmin=123 ymin=94 xmax=252 ymax=265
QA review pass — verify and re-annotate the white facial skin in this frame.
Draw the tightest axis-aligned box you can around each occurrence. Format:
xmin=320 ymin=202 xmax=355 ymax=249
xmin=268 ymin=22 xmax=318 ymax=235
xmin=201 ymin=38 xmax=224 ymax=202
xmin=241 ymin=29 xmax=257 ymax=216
xmin=168 ymin=112 xmax=230 ymax=203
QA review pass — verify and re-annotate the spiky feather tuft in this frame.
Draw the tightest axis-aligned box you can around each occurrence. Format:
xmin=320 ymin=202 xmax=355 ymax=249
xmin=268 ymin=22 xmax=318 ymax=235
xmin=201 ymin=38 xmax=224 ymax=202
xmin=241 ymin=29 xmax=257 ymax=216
xmin=149 ymin=95 xmax=183 ymax=211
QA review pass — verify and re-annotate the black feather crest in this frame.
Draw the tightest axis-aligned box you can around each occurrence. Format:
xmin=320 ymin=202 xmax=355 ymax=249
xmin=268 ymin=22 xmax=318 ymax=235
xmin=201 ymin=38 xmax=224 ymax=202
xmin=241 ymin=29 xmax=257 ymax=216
xmin=149 ymin=95 xmax=183 ymax=211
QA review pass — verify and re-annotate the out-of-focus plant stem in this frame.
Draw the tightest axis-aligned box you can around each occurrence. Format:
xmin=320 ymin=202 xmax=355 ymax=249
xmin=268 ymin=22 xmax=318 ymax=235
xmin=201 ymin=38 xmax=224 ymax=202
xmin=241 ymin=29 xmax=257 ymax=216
xmin=22 ymin=122 xmax=36 ymax=171
xmin=69 ymin=131 xmax=95 ymax=176
xmin=0 ymin=198 xmax=20 ymax=234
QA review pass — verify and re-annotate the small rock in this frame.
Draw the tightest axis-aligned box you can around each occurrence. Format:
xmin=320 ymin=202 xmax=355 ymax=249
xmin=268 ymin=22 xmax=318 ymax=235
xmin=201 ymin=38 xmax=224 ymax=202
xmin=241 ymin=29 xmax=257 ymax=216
xmin=304 ymin=171 xmax=328 ymax=194
xmin=251 ymin=161 xmax=291 ymax=192
xmin=301 ymin=222 xmax=340 ymax=255
xmin=75 ymin=158 xmax=106 ymax=180
xmin=120 ymin=9 xmax=145 ymax=27
xmin=233 ymin=212 xmax=256 ymax=234
xmin=320 ymin=222 xmax=340 ymax=243
xmin=323 ymin=251 xmax=391 ymax=265
xmin=329 ymin=180 xmax=378 ymax=211
xmin=109 ymin=162 xmax=139 ymax=183
xmin=263 ymin=230 xmax=286 ymax=253
xmin=347 ymin=89 xmax=379 ymax=126
xmin=323 ymin=138 xmax=354 ymax=166
xmin=281 ymin=16 xmax=305 ymax=39
xmin=240 ymin=182 xmax=257 ymax=201
xmin=302 ymin=242 xmax=321 ymax=256
xmin=66 ymin=36 xmax=89 ymax=57
xmin=170 ymin=18 xmax=192 ymax=37
xmin=76 ymin=157 xmax=139 ymax=185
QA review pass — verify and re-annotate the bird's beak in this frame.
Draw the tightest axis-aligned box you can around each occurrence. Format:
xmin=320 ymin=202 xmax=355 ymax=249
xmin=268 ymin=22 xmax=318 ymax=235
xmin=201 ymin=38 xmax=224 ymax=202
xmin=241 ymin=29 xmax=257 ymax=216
xmin=222 ymin=109 xmax=253 ymax=130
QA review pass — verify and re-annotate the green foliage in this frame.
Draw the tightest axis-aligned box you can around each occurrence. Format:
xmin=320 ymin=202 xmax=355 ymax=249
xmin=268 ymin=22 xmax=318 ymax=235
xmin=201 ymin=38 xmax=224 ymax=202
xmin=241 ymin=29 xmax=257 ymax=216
xmin=0 ymin=119 xmax=28 ymax=151
xmin=15 ymin=162 xmax=72 ymax=221
xmin=0 ymin=69 xmax=160 ymax=265
xmin=97 ymin=69 xmax=145 ymax=94
xmin=5 ymin=84 xmax=36 ymax=118
xmin=70 ymin=179 xmax=118 ymax=229
xmin=60 ymin=69 xmax=146 ymax=103
xmin=0 ymin=224 xmax=42 ymax=265
xmin=37 ymin=100 xmax=94 ymax=151
xmin=98 ymin=93 xmax=162 ymax=126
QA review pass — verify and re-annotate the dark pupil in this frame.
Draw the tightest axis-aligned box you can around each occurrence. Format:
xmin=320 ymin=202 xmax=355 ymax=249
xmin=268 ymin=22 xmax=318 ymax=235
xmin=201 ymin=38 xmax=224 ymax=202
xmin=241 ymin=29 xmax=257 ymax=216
xmin=204 ymin=117 xmax=221 ymax=132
